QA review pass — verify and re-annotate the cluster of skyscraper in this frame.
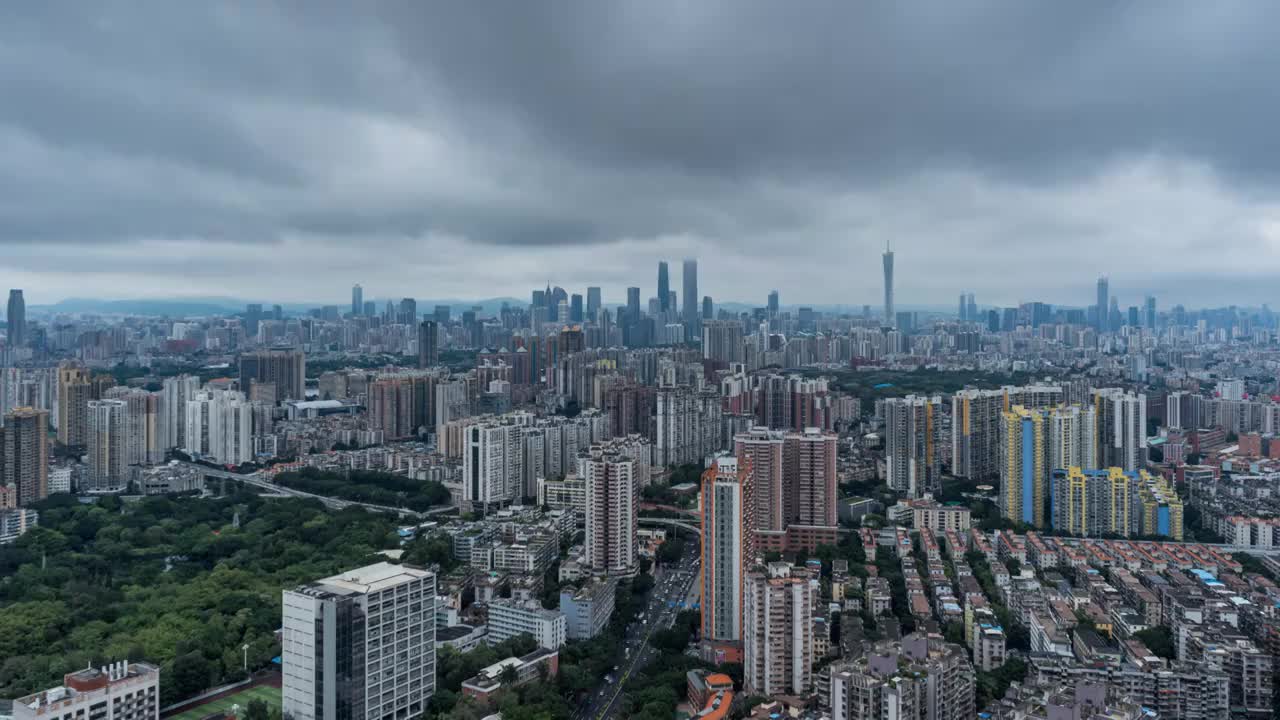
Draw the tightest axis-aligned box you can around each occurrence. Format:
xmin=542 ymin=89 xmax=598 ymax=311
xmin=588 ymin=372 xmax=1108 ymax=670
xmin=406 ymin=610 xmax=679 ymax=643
xmin=698 ymin=423 xmax=839 ymax=695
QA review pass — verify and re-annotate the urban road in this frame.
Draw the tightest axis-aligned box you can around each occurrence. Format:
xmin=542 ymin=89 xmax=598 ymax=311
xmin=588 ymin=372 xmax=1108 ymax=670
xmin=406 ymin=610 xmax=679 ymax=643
xmin=575 ymin=541 xmax=702 ymax=720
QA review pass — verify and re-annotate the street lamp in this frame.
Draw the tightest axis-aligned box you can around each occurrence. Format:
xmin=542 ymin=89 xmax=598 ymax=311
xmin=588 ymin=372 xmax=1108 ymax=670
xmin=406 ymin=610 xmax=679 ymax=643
xmin=242 ymin=644 xmax=249 ymax=673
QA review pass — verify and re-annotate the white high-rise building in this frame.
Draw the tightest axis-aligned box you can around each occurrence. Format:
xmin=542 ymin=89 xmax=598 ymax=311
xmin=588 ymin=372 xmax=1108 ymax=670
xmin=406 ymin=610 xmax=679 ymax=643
xmin=161 ymin=375 xmax=199 ymax=450
xmin=462 ymin=416 xmax=529 ymax=514
xmin=185 ymin=389 xmax=254 ymax=466
xmin=283 ymin=562 xmax=436 ymax=720
xmin=1046 ymin=404 xmax=1097 ymax=472
xmin=104 ymin=387 xmax=163 ymax=466
xmin=883 ymin=395 xmax=941 ymax=498
xmin=86 ymin=399 xmax=128 ymax=492
xmin=744 ymin=562 xmax=816 ymax=696
xmin=582 ymin=443 xmax=638 ymax=578
xmin=701 ymin=456 xmax=745 ymax=658
xmin=1093 ymin=388 xmax=1147 ymax=472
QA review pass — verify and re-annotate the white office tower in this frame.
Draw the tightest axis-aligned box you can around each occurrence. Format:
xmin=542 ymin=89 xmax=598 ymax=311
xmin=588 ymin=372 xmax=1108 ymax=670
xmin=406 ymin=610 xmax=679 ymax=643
xmin=883 ymin=395 xmax=941 ymax=498
xmin=86 ymin=399 xmax=128 ymax=492
xmin=185 ymin=389 xmax=254 ymax=466
xmin=462 ymin=417 xmax=528 ymax=514
xmin=1093 ymin=388 xmax=1147 ymax=472
xmin=283 ymin=562 xmax=436 ymax=720
xmin=744 ymin=562 xmax=815 ymax=696
xmin=1046 ymin=404 xmax=1097 ymax=472
xmin=161 ymin=374 xmax=200 ymax=450
xmin=701 ymin=456 xmax=745 ymax=658
xmin=582 ymin=443 xmax=638 ymax=578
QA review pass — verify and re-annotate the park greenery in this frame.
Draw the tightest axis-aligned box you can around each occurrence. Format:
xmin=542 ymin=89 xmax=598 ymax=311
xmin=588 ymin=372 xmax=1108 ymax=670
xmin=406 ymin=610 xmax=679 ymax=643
xmin=0 ymin=492 xmax=400 ymax=706
xmin=273 ymin=468 xmax=451 ymax=512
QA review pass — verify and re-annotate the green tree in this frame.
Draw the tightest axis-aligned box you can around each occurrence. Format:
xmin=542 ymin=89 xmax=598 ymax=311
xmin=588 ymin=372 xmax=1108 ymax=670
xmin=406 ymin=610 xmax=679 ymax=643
xmin=1134 ymin=626 xmax=1176 ymax=659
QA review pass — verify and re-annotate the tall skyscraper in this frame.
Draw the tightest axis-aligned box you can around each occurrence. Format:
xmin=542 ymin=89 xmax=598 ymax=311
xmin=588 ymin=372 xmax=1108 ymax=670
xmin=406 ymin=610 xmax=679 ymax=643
xmin=1093 ymin=388 xmax=1146 ymax=472
xmin=185 ymin=389 xmax=254 ymax=466
xmin=701 ymin=455 xmax=746 ymax=663
xmin=783 ymin=428 xmax=837 ymax=528
xmin=626 ymin=287 xmax=641 ymax=322
xmin=462 ymin=417 xmax=528 ymax=514
xmin=882 ymin=241 xmax=895 ymax=327
xmin=351 ymin=283 xmax=363 ymax=316
xmin=951 ymin=389 xmax=1005 ymax=481
xmin=682 ymin=258 xmax=698 ymax=326
xmin=958 ymin=293 xmax=968 ymax=321
xmin=657 ymin=261 xmax=670 ymax=312
xmin=702 ymin=320 xmax=745 ymax=364
xmin=1144 ymin=295 xmax=1157 ymax=330
xmin=1046 ymin=404 xmax=1097 ymax=473
xmin=56 ymin=365 xmax=91 ymax=447
xmin=239 ymin=348 xmax=306 ymax=402
xmin=245 ymin=303 xmax=263 ymax=338
xmin=417 ymin=320 xmax=439 ymax=368
xmin=999 ymin=406 xmax=1047 ymax=527
xmin=702 ymin=296 xmax=713 ymax=320
xmin=2 ymin=407 xmax=48 ymax=505
xmin=1095 ymin=276 xmax=1110 ymax=333
xmin=586 ymin=286 xmax=602 ymax=320
xmin=767 ymin=290 xmax=780 ymax=317
xmin=86 ymin=399 xmax=128 ymax=492
xmin=736 ymin=428 xmax=785 ymax=552
xmin=104 ymin=387 xmax=163 ymax=466
xmin=883 ymin=395 xmax=940 ymax=497
xmin=162 ymin=375 xmax=200 ymax=450
xmin=397 ymin=297 xmax=417 ymax=325
xmin=6 ymin=290 xmax=24 ymax=348
xmin=743 ymin=562 xmax=815 ymax=696
xmin=1050 ymin=467 xmax=1130 ymax=537
xmin=570 ymin=293 xmax=584 ymax=322
xmin=582 ymin=443 xmax=638 ymax=578
xmin=283 ymin=562 xmax=436 ymax=720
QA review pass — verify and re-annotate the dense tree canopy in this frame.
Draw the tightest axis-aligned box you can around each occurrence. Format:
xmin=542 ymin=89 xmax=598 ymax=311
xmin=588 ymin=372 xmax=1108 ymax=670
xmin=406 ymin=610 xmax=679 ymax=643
xmin=0 ymin=493 xmax=399 ymax=705
xmin=273 ymin=468 xmax=451 ymax=512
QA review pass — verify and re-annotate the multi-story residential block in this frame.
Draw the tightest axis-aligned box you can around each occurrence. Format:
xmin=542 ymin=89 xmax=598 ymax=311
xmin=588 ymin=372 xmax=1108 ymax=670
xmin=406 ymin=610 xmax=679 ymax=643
xmin=0 ymin=506 xmax=38 ymax=545
xmin=282 ymin=562 xmax=437 ymax=720
xmin=485 ymin=598 xmax=567 ymax=651
xmin=829 ymin=634 xmax=974 ymax=720
xmin=12 ymin=661 xmax=160 ymax=720
xmin=911 ymin=500 xmax=972 ymax=532
xmin=56 ymin=364 xmax=90 ymax=447
xmin=743 ymin=562 xmax=815 ymax=697
xmin=559 ymin=578 xmax=617 ymax=640
xmin=537 ymin=474 xmax=586 ymax=516
xmin=1050 ymin=467 xmax=1131 ymax=537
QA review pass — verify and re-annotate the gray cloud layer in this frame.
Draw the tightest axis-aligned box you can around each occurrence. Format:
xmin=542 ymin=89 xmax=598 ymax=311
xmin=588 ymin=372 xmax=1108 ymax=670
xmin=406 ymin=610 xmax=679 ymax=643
xmin=3 ymin=3 xmax=1280 ymax=309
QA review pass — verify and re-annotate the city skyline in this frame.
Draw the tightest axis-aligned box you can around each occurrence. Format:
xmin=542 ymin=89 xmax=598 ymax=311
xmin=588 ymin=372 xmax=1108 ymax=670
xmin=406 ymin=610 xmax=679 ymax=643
xmin=5 ymin=6 xmax=1280 ymax=306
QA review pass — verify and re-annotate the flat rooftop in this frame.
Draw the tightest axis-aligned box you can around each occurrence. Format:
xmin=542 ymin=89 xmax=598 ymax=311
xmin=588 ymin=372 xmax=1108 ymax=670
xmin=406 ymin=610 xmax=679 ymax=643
xmin=313 ymin=562 xmax=432 ymax=594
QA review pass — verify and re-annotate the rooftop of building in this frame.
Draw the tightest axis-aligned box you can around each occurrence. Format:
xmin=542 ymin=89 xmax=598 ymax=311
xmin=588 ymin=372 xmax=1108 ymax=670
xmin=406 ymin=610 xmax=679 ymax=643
xmin=16 ymin=662 xmax=160 ymax=709
xmin=306 ymin=561 xmax=432 ymax=595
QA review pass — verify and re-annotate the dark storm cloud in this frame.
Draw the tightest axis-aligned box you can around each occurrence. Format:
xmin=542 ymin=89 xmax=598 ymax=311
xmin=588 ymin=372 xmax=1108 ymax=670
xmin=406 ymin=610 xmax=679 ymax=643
xmin=2 ymin=3 xmax=1280 ymax=305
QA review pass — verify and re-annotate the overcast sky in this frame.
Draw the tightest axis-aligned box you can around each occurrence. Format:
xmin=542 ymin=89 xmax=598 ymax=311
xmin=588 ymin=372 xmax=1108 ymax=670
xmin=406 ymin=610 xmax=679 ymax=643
xmin=4 ymin=3 xmax=1280 ymax=310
